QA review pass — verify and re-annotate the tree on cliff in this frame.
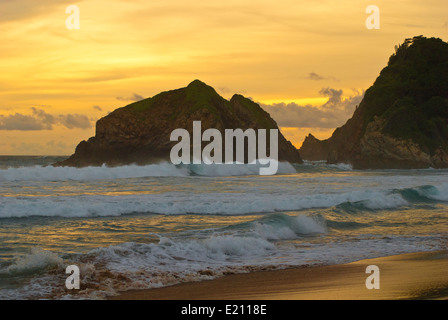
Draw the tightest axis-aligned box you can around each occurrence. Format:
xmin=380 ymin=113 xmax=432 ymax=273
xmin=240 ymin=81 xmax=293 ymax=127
xmin=300 ymin=36 xmax=448 ymax=169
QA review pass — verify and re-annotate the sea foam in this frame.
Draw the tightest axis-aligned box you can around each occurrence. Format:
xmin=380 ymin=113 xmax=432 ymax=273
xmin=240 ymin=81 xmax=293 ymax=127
xmin=0 ymin=161 xmax=297 ymax=182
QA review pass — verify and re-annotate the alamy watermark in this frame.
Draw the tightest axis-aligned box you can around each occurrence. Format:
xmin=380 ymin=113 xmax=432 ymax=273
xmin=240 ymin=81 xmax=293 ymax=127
xmin=365 ymin=265 xmax=380 ymax=289
xmin=66 ymin=5 xmax=80 ymax=30
xmin=170 ymin=121 xmax=279 ymax=175
xmin=65 ymin=5 xmax=380 ymax=31
xmin=365 ymin=5 xmax=380 ymax=30
xmin=65 ymin=265 xmax=80 ymax=290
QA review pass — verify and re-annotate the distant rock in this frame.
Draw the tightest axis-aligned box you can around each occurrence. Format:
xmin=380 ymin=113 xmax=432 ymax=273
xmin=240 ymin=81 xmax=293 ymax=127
xmin=299 ymin=36 xmax=448 ymax=169
xmin=56 ymin=80 xmax=302 ymax=167
xmin=299 ymin=134 xmax=329 ymax=161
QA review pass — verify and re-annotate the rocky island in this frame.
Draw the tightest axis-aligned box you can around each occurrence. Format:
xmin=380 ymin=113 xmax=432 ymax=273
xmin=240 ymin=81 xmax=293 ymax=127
xmin=57 ymin=80 xmax=302 ymax=167
xmin=300 ymin=36 xmax=448 ymax=169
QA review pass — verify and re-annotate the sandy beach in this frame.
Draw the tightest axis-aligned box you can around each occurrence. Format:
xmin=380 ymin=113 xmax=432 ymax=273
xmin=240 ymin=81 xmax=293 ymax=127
xmin=110 ymin=250 xmax=448 ymax=300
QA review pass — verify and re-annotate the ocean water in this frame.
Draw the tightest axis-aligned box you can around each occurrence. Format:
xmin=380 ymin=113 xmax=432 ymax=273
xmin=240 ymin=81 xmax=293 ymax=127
xmin=0 ymin=156 xmax=447 ymax=299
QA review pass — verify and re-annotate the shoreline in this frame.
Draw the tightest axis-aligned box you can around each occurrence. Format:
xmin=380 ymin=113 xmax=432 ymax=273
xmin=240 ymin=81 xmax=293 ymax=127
xmin=109 ymin=250 xmax=448 ymax=300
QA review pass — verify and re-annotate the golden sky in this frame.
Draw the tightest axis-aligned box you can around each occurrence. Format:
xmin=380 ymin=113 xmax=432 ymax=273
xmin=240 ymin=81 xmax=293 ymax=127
xmin=0 ymin=0 xmax=447 ymax=155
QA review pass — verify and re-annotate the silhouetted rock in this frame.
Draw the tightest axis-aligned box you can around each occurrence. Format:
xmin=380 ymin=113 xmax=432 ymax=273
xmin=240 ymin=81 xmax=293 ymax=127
xmin=300 ymin=36 xmax=448 ymax=169
xmin=299 ymin=134 xmax=329 ymax=161
xmin=57 ymin=80 xmax=302 ymax=167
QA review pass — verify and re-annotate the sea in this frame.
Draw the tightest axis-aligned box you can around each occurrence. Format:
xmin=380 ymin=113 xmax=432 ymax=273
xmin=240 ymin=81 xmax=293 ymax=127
xmin=0 ymin=156 xmax=447 ymax=299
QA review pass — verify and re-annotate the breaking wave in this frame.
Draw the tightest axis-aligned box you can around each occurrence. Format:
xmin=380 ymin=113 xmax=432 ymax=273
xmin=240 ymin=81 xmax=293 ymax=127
xmin=0 ymin=212 xmax=328 ymax=299
xmin=1 ymin=210 xmax=441 ymax=300
xmin=0 ymin=161 xmax=297 ymax=182
xmin=1 ymin=183 xmax=447 ymax=219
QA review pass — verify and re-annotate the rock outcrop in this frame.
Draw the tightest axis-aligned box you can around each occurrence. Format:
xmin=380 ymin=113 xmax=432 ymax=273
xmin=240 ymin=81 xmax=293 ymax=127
xmin=299 ymin=134 xmax=329 ymax=161
xmin=299 ymin=36 xmax=448 ymax=169
xmin=57 ymin=80 xmax=302 ymax=167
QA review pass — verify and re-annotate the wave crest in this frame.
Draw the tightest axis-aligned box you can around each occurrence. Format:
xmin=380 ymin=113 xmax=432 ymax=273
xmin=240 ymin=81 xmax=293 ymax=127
xmin=0 ymin=161 xmax=297 ymax=182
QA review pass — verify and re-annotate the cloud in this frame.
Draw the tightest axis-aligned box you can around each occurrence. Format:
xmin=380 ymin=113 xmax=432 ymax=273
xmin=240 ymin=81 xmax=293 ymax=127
xmin=307 ymin=72 xmax=338 ymax=81
xmin=218 ymin=86 xmax=247 ymax=96
xmin=259 ymin=88 xmax=364 ymax=128
xmin=116 ymin=93 xmax=145 ymax=102
xmin=0 ymin=113 xmax=48 ymax=130
xmin=319 ymin=87 xmax=344 ymax=108
xmin=58 ymin=114 xmax=91 ymax=129
xmin=92 ymin=105 xmax=102 ymax=111
xmin=0 ymin=108 xmax=92 ymax=130
xmin=307 ymin=72 xmax=325 ymax=81
xmin=0 ymin=108 xmax=54 ymax=130
xmin=217 ymin=87 xmax=232 ymax=94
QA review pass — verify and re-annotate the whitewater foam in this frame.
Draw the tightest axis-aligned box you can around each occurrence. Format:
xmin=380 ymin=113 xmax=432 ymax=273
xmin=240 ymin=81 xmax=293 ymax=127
xmin=6 ymin=248 xmax=64 ymax=276
xmin=0 ymin=161 xmax=298 ymax=182
xmin=0 ymin=210 xmax=445 ymax=300
xmin=1 ymin=157 xmax=448 ymax=300
xmin=4 ymin=183 xmax=447 ymax=218
xmin=0 ymin=163 xmax=189 ymax=182
xmin=302 ymin=161 xmax=353 ymax=171
xmin=251 ymin=214 xmax=327 ymax=240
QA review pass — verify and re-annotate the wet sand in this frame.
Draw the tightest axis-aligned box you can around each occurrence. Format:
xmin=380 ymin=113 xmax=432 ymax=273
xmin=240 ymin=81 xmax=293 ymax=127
xmin=110 ymin=250 xmax=448 ymax=300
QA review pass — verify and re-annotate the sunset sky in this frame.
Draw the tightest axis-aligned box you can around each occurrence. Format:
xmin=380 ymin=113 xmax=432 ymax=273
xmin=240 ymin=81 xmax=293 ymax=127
xmin=0 ymin=0 xmax=447 ymax=155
